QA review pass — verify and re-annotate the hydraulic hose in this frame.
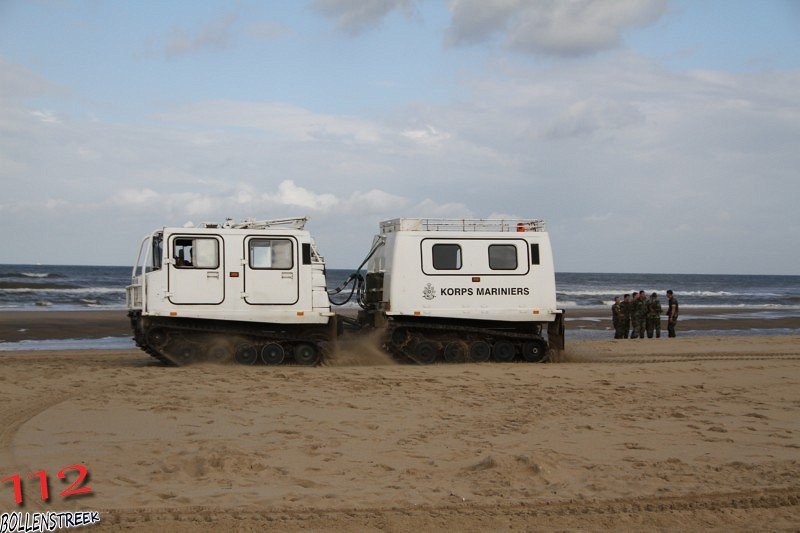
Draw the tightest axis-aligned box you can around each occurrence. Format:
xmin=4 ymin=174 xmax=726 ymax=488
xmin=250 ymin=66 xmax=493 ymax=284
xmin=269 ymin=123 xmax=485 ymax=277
xmin=328 ymin=238 xmax=384 ymax=308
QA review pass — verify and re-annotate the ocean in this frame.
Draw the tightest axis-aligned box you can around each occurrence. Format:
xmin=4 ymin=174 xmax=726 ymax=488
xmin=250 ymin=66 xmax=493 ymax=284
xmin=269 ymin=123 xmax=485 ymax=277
xmin=555 ymin=272 xmax=800 ymax=318
xmin=2 ymin=265 xmax=798 ymax=315
xmin=1 ymin=265 xmax=798 ymax=349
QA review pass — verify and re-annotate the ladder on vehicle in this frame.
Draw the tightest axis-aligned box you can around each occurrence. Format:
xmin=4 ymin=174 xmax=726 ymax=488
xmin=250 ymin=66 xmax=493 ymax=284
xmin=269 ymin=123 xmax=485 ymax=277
xmin=199 ymin=217 xmax=310 ymax=230
xmin=380 ymin=218 xmax=546 ymax=233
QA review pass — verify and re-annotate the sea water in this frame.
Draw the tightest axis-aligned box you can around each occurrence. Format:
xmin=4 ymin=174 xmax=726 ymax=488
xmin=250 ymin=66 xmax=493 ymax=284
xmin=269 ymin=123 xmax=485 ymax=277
xmin=0 ymin=265 xmax=797 ymax=348
xmin=2 ymin=265 xmax=797 ymax=315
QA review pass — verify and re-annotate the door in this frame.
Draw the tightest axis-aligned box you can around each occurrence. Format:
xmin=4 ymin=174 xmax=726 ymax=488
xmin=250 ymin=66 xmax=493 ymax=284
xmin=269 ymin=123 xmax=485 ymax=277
xmin=243 ymin=236 xmax=299 ymax=305
xmin=167 ymin=235 xmax=225 ymax=305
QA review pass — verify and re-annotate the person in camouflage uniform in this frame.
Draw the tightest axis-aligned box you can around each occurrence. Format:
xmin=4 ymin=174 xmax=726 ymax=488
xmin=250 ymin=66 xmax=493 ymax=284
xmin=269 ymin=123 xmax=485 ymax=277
xmin=612 ymin=296 xmax=625 ymax=339
xmin=666 ymin=289 xmax=679 ymax=337
xmin=633 ymin=290 xmax=647 ymax=338
xmin=629 ymin=291 xmax=639 ymax=339
xmin=646 ymin=291 xmax=662 ymax=338
xmin=620 ymin=294 xmax=631 ymax=338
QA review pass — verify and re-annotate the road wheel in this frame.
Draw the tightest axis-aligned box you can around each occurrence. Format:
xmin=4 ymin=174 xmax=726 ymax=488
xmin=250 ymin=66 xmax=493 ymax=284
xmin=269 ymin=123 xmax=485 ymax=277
xmin=443 ymin=341 xmax=468 ymax=363
xmin=234 ymin=343 xmax=258 ymax=365
xmin=492 ymin=340 xmax=516 ymax=362
xmin=146 ymin=328 xmax=168 ymax=349
xmin=206 ymin=342 xmax=232 ymax=362
xmin=170 ymin=341 xmax=194 ymax=364
xmin=260 ymin=343 xmax=285 ymax=365
xmin=294 ymin=343 xmax=319 ymax=366
xmin=522 ymin=341 xmax=547 ymax=362
xmin=413 ymin=340 xmax=439 ymax=365
xmin=391 ymin=327 xmax=409 ymax=346
xmin=468 ymin=341 xmax=491 ymax=363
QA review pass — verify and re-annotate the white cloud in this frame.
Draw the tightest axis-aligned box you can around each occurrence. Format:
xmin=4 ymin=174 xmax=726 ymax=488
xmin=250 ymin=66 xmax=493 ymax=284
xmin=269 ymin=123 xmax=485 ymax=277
xmin=310 ymin=0 xmax=667 ymax=56
xmin=487 ymin=212 xmax=522 ymax=220
xmin=44 ymin=198 xmax=67 ymax=210
xmin=446 ymin=0 xmax=668 ymax=56
xmin=340 ymin=189 xmax=409 ymax=214
xmin=162 ymin=12 xmax=239 ymax=58
xmin=113 ymin=188 xmax=161 ymax=206
xmin=108 ymin=181 xmax=407 ymax=219
xmin=401 ymin=125 xmax=452 ymax=145
xmin=0 ymin=56 xmax=64 ymax=100
xmin=158 ymin=100 xmax=386 ymax=144
xmin=1 ymin=50 xmax=798 ymax=273
xmin=312 ymin=0 xmax=418 ymax=35
xmin=265 ymin=180 xmax=338 ymax=211
xmin=30 ymin=110 xmax=61 ymax=124
xmin=245 ymin=20 xmax=293 ymax=41
xmin=147 ymin=11 xmax=297 ymax=59
xmin=183 ymin=194 xmax=216 ymax=216
xmin=584 ymin=212 xmax=613 ymax=223
xmin=545 ymin=98 xmax=643 ymax=139
xmin=410 ymin=198 xmax=473 ymax=218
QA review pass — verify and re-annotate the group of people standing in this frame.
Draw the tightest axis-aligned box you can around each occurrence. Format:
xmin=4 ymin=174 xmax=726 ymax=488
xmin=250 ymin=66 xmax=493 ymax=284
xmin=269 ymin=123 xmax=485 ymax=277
xmin=612 ymin=290 xmax=679 ymax=339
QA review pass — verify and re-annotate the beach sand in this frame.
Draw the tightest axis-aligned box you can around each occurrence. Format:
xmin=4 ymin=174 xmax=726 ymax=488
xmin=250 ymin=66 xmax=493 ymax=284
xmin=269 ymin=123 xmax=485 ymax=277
xmin=0 ymin=328 xmax=798 ymax=530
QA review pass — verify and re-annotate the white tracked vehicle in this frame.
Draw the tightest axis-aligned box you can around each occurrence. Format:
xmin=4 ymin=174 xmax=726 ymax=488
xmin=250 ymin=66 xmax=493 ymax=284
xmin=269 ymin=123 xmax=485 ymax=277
xmin=126 ymin=217 xmax=336 ymax=365
xmin=127 ymin=216 xmax=564 ymax=365
xmin=356 ymin=218 xmax=565 ymax=363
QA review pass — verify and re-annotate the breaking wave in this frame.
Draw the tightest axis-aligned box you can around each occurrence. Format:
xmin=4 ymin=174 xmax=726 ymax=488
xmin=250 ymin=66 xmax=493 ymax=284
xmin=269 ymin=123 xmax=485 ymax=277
xmin=0 ymin=272 xmax=65 ymax=279
xmin=0 ymin=281 xmax=82 ymax=290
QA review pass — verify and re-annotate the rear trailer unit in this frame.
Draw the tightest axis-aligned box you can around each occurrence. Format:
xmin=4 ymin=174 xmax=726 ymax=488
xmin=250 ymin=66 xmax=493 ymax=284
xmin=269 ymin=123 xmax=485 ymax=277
xmin=358 ymin=218 xmax=564 ymax=364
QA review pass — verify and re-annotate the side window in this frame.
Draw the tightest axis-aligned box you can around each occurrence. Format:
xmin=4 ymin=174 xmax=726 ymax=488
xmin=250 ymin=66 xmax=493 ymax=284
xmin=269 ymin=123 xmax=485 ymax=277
xmin=432 ymin=244 xmax=462 ymax=270
xmin=173 ymin=237 xmax=219 ymax=269
xmin=150 ymin=234 xmax=163 ymax=272
xmin=250 ymin=239 xmax=293 ymax=269
xmin=488 ymin=244 xmax=518 ymax=270
xmin=531 ymin=243 xmax=540 ymax=265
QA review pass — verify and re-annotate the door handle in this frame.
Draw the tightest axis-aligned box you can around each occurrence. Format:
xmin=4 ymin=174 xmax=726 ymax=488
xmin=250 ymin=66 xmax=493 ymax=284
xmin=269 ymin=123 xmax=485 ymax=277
xmin=282 ymin=272 xmax=293 ymax=279
xmin=207 ymin=271 xmax=220 ymax=278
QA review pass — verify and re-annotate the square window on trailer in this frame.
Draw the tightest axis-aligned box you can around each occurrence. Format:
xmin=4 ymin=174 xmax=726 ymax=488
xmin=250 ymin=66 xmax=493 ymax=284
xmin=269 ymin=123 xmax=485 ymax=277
xmin=488 ymin=244 xmax=518 ymax=270
xmin=432 ymin=243 xmax=462 ymax=270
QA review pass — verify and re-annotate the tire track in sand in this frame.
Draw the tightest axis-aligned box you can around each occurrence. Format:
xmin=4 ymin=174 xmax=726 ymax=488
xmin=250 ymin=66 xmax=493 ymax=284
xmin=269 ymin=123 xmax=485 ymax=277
xmin=0 ymin=395 xmax=74 ymax=459
xmin=99 ymin=487 xmax=800 ymax=529
xmin=554 ymin=353 xmax=800 ymax=364
xmin=0 ymin=394 xmax=77 ymax=511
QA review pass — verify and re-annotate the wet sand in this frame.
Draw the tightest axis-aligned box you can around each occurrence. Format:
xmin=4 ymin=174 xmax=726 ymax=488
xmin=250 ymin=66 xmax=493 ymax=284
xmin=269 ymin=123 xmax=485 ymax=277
xmin=1 ymin=308 xmax=799 ymax=344
xmin=0 ymin=310 xmax=131 ymax=342
xmin=0 ymin=336 xmax=798 ymax=530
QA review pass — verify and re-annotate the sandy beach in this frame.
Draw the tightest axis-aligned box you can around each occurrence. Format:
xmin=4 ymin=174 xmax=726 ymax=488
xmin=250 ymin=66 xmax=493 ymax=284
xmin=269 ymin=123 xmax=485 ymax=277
xmin=0 ymin=313 xmax=798 ymax=530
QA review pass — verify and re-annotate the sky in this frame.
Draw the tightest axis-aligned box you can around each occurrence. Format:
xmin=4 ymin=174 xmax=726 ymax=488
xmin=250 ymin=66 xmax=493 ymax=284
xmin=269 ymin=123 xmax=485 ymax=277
xmin=1 ymin=0 xmax=798 ymax=274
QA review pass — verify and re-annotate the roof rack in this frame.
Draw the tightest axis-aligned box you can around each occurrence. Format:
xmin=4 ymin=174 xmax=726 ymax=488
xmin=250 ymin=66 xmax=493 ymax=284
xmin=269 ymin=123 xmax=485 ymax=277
xmin=380 ymin=218 xmax=546 ymax=233
xmin=199 ymin=216 xmax=309 ymax=230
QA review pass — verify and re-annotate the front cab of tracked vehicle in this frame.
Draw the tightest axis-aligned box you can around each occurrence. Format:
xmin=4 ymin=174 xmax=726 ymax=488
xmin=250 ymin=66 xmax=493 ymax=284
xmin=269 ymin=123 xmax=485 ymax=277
xmin=363 ymin=218 xmax=564 ymax=363
xmin=126 ymin=217 xmax=334 ymax=364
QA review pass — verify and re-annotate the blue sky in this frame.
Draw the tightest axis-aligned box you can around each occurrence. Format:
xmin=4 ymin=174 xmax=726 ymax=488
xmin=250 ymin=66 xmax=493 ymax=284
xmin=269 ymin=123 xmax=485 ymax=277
xmin=1 ymin=0 xmax=798 ymax=273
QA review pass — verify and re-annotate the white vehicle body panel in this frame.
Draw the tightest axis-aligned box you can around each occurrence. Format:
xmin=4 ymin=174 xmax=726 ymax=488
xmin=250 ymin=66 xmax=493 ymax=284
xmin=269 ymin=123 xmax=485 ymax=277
xmin=167 ymin=234 xmax=225 ymax=305
xmin=127 ymin=223 xmax=331 ymax=325
xmin=369 ymin=219 xmax=560 ymax=323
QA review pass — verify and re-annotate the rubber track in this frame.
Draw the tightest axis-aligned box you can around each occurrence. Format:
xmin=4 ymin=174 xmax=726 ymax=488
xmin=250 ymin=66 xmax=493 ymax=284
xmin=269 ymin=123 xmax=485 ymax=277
xmin=391 ymin=320 xmax=546 ymax=343
xmin=140 ymin=317 xmax=331 ymax=366
xmin=132 ymin=330 xmax=174 ymax=366
xmin=390 ymin=320 xmax=549 ymax=363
